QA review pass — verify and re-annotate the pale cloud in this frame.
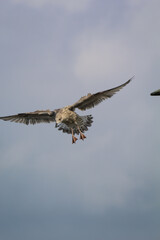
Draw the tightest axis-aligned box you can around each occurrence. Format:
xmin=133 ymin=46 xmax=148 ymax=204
xmin=73 ymin=35 xmax=132 ymax=84
xmin=12 ymin=0 xmax=92 ymax=12
xmin=126 ymin=0 xmax=150 ymax=7
xmin=73 ymin=0 xmax=160 ymax=87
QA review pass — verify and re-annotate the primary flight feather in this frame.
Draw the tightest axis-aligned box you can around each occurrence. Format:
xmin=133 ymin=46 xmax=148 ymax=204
xmin=0 ymin=77 xmax=133 ymax=143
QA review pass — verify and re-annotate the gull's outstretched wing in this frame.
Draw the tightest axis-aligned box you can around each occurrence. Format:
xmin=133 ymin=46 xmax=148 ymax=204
xmin=70 ymin=77 xmax=133 ymax=111
xmin=0 ymin=110 xmax=56 ymax=125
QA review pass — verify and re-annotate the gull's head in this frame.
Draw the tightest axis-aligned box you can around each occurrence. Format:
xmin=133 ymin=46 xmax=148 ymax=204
xmin=56 ymin=117 xmax=62 ymax=124
xmin=55 ymin=112 xmax=64 ymax=124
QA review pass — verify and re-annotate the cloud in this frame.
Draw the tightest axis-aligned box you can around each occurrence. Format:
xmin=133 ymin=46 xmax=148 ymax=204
xmin=73 ymin=34 xmax=132 ymax=85
xmin=12 ymin=0 xmax=92 ymax=12
xmin=1 ymin=0 xmax=160 ymax=239
xmin=73 ymin=0 xmax=160 ymax=86
xmin=126 ymin=0 xmax=149 ymax=7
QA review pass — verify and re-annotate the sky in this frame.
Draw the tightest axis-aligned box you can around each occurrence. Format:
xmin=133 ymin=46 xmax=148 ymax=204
xmin=0 ymin=0 xmax=160 ymax=239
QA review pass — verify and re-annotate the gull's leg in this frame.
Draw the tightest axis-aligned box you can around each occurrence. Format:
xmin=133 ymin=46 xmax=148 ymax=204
xmin=78 ymin=127 xmax=86 ymax=141
xmin=71 ymin=128 xmax=78 ymax=144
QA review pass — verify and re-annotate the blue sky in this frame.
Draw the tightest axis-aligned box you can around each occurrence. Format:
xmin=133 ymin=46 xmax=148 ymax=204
xmin=0 ymin=0 xmax=160 ymax=239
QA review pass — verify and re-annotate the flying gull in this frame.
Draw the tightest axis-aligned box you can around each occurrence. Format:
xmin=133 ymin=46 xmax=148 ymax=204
xmin=0 ymin=77 xmax=133 ymax=143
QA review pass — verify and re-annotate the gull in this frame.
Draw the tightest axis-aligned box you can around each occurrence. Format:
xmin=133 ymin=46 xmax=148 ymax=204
xmin=0 ymin=77 xmax=133 ymax=143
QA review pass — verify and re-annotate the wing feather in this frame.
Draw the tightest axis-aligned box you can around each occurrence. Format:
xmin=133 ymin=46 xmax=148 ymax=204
xmin=70 ymin=77 xmax=133 ymax=111
xmin=0 ymin=110 xmax=56 ymax=125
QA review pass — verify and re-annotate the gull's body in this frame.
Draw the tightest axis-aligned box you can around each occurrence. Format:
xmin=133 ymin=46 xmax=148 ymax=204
xmin=0 ymin=78 xmax=132 ymax=143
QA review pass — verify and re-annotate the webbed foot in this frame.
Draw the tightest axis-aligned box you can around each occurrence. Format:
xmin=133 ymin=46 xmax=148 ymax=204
xmin=80 ymin=132 xmax=86 ymax=141
xmin=72 ymin=136 xmax=78 ymax=144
